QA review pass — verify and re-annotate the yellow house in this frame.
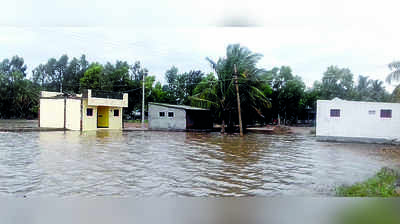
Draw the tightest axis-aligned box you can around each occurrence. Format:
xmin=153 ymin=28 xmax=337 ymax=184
xmin=39 ymin=89 xmax=128 ymax=131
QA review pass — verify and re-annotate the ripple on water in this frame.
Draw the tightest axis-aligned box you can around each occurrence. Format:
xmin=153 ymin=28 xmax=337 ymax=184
xmin=0 ymin=130 xmax=397 ymax=197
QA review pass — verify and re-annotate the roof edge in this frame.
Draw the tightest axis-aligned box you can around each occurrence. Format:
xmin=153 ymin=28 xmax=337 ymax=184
xmin=149 ymin=102 xmax=209 ymax=111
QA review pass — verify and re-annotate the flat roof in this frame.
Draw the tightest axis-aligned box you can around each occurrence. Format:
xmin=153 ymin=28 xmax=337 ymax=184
xmin=149 ymin=102 xmax=209 ymax=111
xmin=317 ymin=98 xmax=400 ymax=106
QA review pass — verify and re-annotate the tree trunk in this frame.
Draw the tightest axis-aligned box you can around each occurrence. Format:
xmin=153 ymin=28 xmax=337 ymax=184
xmin=221 ymin=119 xmax=225 ymax=133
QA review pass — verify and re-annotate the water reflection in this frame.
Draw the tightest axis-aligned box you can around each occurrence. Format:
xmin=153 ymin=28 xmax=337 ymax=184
xmin=0 ymin=130 xmax=398 ymax=197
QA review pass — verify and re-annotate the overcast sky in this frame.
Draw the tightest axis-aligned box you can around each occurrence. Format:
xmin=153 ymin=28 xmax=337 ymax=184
xmin=1 ymin=0 xmax=400 ymax=90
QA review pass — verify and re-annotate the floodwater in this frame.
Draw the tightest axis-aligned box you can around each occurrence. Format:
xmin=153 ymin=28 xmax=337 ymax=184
xmin=0 ymin=126 xmax=399 ymax=197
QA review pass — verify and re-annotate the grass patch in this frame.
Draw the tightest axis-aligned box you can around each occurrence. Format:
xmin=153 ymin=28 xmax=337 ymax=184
xmin=336 ymin=167 xmax=400 ymax=197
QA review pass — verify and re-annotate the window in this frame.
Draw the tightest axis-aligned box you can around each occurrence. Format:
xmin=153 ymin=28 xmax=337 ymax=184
xmin=159 ymin=112 xmax=165 ymax=117
xmin=168 ymin=112 xmax=174 ymax=117
xmin=330 ymin=109 xmax=340 ymax=117
xmin=114 ymin=109 xmax=119 ymax=117
xmin=380 ymin=109 xmax=392 ymax=118
xmin=368 ymin=110 xmax=376 ymax=115
xmin=87 ymin=108 xmax=93 ymax=117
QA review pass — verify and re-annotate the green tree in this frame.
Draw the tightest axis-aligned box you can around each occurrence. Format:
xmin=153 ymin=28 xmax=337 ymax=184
xmin=150 ymin=81 xmax=169 ymax=103
xmin=63 ymin=55 xmax=89 ymax=93
xmin=320 ymin=66 xmax=354 ymax=100
xmin=80 ymin=64 xmax=104 ymax=90
xmin=269 ymin=66 xmax=305 ymax=124
xmin=0 ymin=56 xmax=38 ymax=118
xmin=355 ymin=75 xmax=371 ymax=101
xmin=369 ymin=80 xmax=390 ymax=102
xmin=192 ymin=44 xmax=270 ymax=132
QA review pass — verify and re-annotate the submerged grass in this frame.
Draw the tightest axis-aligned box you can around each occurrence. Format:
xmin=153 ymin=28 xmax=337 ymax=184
xmin=336 ymin=167 xmax=400 ymax=197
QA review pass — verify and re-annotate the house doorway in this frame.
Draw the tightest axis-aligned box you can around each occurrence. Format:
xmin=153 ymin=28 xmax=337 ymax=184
xmin=97 ymin=106 xmax=109 ymax=128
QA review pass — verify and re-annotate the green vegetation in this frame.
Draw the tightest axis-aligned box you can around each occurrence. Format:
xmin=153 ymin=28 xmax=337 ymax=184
xmin=191 ymin=44 xmax=270 ymax=132
xmin=336 ymin=200 xmax=400 ymax=224
xmin=336 ymin=168 xmax=400 ymax=197
xmin=1 ymin=44 xmax=400 ymax=129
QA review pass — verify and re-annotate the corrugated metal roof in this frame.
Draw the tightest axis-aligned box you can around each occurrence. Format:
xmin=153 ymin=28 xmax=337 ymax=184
xmin=149 ymin=102 xmax=209 ymax=111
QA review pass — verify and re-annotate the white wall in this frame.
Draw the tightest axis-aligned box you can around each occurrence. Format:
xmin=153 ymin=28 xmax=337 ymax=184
xmin=148 ymin=104 xmax=186 ymax=130
xmin=40 ymin=98 xmax=64 ymax=128
xmin=40 ymin=98 xmax=81 ymax=130
xmin=66 ymin=99 xmax=81 ymax=131
xmin=316 ymin=99 xmax=400 ymax=140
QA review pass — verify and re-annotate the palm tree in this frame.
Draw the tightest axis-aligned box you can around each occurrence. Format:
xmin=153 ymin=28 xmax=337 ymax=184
xmin=386 ymin=61 xmax=400 ymax=84
xmin=191 ymin=44 xmax=270 ymax=133
xmin=356 ymin=75 xmax=371 ymax=100
xmin=370 ymin=80 xmax=386 ymax=101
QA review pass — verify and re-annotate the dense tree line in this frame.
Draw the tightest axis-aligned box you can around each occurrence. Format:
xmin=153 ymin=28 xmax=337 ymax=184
xmin=0 ymin=56 xmax=39 ymax=118
xmin=0 ymin=45 xmax=398 ymax=131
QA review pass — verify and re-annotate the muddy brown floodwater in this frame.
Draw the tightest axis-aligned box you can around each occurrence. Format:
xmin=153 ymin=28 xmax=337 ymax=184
xmin=0 ymin=127 xmax=399 ymax=197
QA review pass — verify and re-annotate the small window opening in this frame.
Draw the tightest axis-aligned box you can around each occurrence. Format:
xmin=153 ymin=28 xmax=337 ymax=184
xmin=159 ymin=112 xmax=165 ymax=117
xmin=368 ymin=110 xmax=376 ymax=115
xmin=168 ymin=112 xmax=174 ymax=117
xmin=114 ymin=109 xmax=119 ymax=117
xmin=330 ymin=109 xmax=340 ymax=117
xmin=380 ymin=109 xmax=392 ymax=118
xmin=87 ymin=108 xmax=93 ymax=117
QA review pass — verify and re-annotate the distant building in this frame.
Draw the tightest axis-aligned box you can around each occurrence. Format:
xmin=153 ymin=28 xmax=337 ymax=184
xmin=148 ymin=103 xmax=213 ymax=131
xmin=39 ymin=89 xmax=128 ymax=131
xmin=316 ymin=98 xmax=400 ymax=144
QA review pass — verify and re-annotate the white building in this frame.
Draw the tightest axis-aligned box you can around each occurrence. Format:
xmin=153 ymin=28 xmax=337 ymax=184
xmin=316 ymin=98 xmax=400 ymax=144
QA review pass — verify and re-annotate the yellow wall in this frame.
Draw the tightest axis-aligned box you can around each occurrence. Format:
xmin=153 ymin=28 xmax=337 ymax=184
xmin=87 ymin=90 xmax=128 ymax=107
xmin=82 ymin=99 xmax=123 ymax=131
xmin=82 ymin=99 xmax=98 ymax=131
xmin=108 ymin=107 xmax=123 ymax=129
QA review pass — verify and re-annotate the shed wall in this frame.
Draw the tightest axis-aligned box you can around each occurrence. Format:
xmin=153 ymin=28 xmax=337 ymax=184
xmin=148 ymin=104 xmax=186 ymax=130
xmin=316 ymin=99 xmax=400 ymax=140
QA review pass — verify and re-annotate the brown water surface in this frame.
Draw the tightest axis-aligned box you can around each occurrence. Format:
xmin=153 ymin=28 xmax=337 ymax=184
xmin=0 ymin=128 xmax=398 ymax=197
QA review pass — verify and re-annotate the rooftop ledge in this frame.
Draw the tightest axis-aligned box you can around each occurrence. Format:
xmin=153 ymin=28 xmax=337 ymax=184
xmin=85 ymin=89 xmax=128 ymax=107
xmin=40 ymin=89 xmax=128 ymax=108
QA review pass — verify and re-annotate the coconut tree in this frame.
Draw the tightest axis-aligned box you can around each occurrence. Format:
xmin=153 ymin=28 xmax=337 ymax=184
xmin=191 ymin=44 xmax=271 ymax=133
xmin=386 ymin=61 xmax=400 ymax=84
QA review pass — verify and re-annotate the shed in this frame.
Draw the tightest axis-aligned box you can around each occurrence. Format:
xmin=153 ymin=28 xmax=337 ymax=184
xmin=148 ymin=103 xmax=213 ymax=131
xmin=39 ymin=89 xmax=128 ymax=131
xmin=316 ymin=98 xmax=400 ymax=144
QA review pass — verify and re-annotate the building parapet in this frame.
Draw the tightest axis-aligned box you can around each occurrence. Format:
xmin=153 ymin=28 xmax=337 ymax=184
xmin=86 ymin=89 xmax=128 ymax=107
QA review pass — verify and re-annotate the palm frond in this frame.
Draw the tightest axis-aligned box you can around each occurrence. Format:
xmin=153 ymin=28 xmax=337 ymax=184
xmin=387 ymin=61 xmax=400 ymax=84
xmin=386 ymin=70 xmax=400 ymax=84
xmin=205 ymin=57 xmax=217 ymax=71
xmin=189 ymin=95 xmax=218 ymax=108
xmin=388 ymin=61 xmax=400 ymax=70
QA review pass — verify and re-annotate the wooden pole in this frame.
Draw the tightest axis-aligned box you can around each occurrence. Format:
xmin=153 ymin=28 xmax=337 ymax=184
xmin=234 ymin=64 xmax=243 ymax=137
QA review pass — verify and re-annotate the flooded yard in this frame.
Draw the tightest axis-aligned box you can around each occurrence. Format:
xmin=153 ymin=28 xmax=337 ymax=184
xmin=0 ymin=126 xmax=399 ymax=197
